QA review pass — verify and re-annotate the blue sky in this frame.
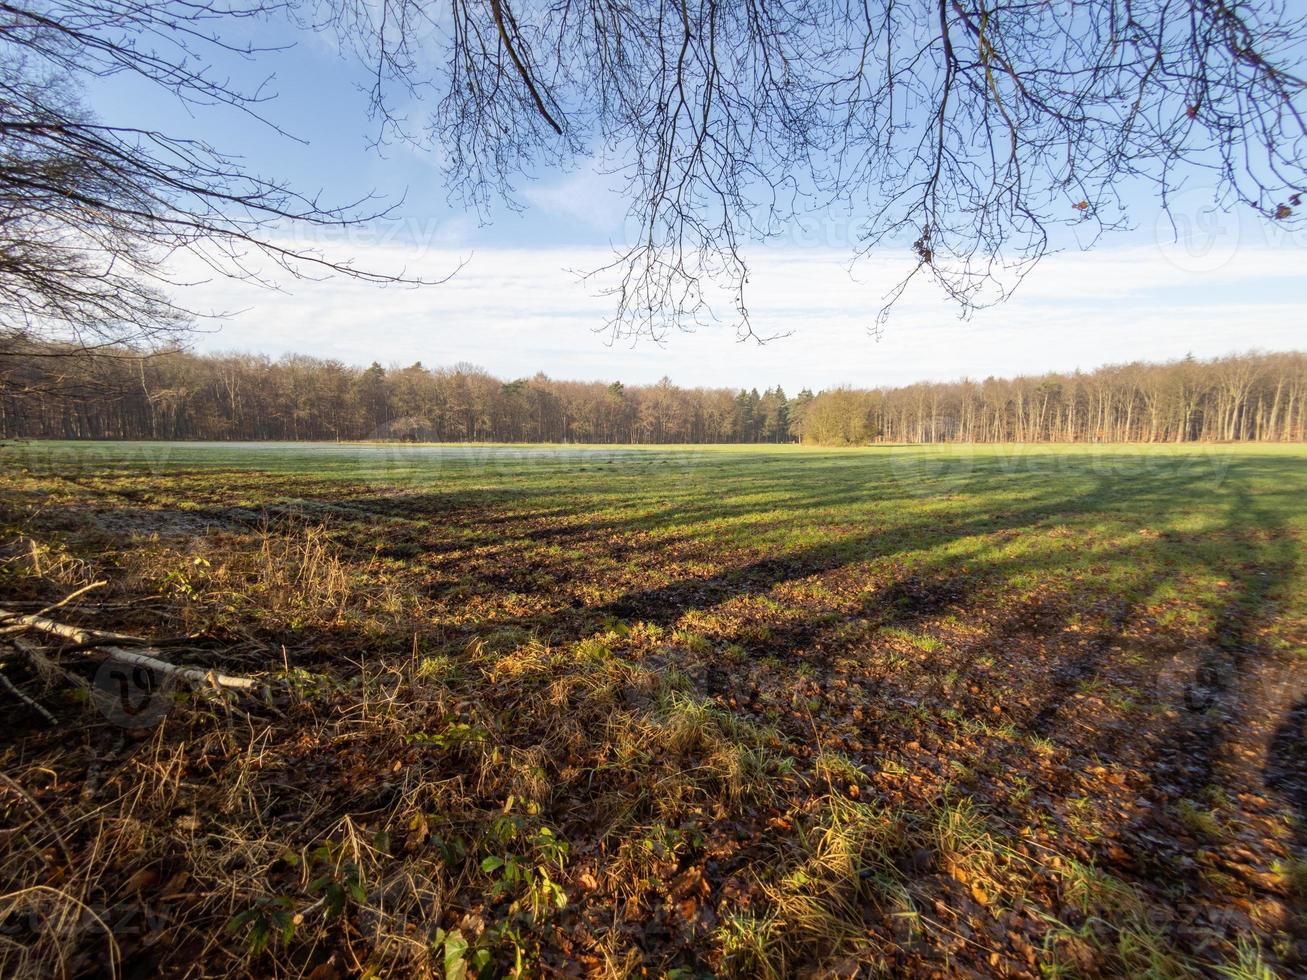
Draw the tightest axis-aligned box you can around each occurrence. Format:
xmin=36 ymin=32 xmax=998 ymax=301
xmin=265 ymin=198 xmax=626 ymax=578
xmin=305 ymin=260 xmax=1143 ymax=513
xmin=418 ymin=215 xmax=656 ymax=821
xmin=88 ymin=15 xmax=1307 ymax=390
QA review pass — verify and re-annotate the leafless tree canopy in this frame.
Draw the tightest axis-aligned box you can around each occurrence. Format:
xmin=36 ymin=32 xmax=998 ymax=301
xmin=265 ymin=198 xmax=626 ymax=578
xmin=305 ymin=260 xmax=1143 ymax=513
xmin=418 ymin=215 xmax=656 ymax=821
xmin=1 ymin=0 xmax=1305 ymax=348
xmin=327 ymin=0 xmax=1307 ymax=338
xmin=0 ymin=0 xmax=430 ymax=352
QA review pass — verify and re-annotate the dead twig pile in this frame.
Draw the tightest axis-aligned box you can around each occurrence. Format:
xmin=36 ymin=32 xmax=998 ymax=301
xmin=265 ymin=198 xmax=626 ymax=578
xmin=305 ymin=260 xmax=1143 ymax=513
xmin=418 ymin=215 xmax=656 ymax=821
xmin=0 ymin=583 xmax=259 ymax=727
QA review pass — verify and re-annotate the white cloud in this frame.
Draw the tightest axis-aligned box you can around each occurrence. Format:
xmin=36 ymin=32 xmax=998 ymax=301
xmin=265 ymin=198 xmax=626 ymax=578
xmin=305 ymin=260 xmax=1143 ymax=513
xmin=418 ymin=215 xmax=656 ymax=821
xmin=180 ymin=237 xmax=1307 ymax=391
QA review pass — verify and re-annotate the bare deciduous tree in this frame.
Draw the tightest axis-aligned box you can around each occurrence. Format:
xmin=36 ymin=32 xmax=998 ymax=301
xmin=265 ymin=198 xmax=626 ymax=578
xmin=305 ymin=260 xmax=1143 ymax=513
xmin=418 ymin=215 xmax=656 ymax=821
xmin=6 ymin=339 xmax=1305 ymax=444
xmin=2 ymin=0 xmax=1304 ymax=349
xmin=0 ymin=0 xmax=439 ymax=353
xmin=327 ymin=0 xmax=1306 ymax=338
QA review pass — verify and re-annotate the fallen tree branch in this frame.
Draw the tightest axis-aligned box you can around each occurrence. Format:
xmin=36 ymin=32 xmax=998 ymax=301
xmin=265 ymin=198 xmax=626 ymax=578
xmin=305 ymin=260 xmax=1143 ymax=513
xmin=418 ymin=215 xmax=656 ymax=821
xmin=0 ymin=608 xmax=137 ymax=644
xmin=31 ymin=580 xmax=107 ymax=619
xmin=0 ymin=609 xmax=256 ymax=692
xmin=92 ymin=644 xmax=257 ymax=691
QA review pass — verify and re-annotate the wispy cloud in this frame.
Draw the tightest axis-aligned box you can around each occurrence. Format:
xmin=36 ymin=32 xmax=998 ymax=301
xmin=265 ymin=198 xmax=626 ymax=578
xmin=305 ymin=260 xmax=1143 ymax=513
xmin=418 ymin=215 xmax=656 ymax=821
xmin=519 ymin=161 xmax=629 ymax=234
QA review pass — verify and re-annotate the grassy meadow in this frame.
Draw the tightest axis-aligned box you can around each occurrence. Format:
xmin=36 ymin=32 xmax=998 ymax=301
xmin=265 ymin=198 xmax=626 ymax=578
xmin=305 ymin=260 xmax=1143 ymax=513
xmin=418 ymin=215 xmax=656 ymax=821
xmin=1 ymin=441 xmax=1305 ymax=977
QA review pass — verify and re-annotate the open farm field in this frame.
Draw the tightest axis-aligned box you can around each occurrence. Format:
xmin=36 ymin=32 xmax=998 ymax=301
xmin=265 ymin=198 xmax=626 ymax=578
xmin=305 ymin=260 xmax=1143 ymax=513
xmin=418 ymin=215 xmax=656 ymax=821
xmin=1 ymin=441 xmax=1305 ymax=977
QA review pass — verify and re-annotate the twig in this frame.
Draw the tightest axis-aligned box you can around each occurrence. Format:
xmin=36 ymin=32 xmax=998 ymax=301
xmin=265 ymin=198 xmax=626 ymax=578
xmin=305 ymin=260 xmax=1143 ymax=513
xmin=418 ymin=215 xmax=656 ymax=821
xmin=0 ymin=670 xmax=56 ymax=724
xmin=32 ymin=580 xmax=107 ymax=618
xmin=12 ymin=636 xmax=85 ymax=689
xmin=0 ymin=580 xmax=106 ymax=626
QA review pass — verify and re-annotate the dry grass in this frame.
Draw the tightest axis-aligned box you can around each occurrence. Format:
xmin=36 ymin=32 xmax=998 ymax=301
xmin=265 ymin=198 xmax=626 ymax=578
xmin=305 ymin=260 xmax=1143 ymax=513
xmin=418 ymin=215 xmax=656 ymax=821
xmin=1 ymin=446 xmax=1304 ymax=977
xmin=252 ymin=521 xmax=351 ymax=617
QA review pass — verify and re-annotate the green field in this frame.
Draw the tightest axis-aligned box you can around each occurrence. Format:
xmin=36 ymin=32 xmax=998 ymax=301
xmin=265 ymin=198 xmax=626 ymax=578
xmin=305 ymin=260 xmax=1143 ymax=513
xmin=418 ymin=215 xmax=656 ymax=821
xmin=1 ymin=441 xmax=1305 ymax=977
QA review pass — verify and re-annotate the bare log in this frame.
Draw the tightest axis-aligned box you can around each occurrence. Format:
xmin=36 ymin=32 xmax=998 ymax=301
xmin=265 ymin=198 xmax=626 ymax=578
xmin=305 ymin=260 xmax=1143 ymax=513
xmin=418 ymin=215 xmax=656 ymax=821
xmin=92 ymin=645 xmax=256 ymax=692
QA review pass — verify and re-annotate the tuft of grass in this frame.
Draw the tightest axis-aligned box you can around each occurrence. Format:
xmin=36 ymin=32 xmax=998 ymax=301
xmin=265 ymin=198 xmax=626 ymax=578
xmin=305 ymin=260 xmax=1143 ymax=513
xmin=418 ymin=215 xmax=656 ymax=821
xmin=813 ymin=750 xmax=865 ymax=789
xmin=573 ymin=633 xmax=615 ymax=663
xmin=932 ymin=798 xmax=1001 ymax=884
xmin=253 ymin=521 xmax=349 ymax=616
xmin=1273 ymin=856 xmax=1307 ymax=898
xmin=416 ymin=653 xmax=457 ymax=680
xmin=1175 ymin=798 xmax=1225 ymax=839
xmin=670 ymin=629 xmax=714 ymax=655
xmin=747 ymin=795 xmax=910 ymax=974
xmin=1215 ymin=937 xmax=1277 ymax=980
xmin=878 ymin=625 xmax=943 ymax=653
xmin=1043 ymin=859 xmax=1192 ymax=977
xmin=715 ymin=911 xmax=784 ymax=979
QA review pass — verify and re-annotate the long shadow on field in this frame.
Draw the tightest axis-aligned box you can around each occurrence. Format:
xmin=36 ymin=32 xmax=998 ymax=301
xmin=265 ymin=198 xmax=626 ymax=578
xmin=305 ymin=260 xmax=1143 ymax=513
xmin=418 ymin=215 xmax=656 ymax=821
xmin=1261 ymin=476 xmax=1307 ymax=941
xmin=1268 ymin=696 xmax=1307 ymax=864
xmin=1268 ymin=699 xmax=1307 ymax=927
xmin=305 ymin=449 xmax=1220 ymax=545
xmin=973 ymin=470 xmax=1304 ymax=952
xmin=26 ymin=451 xmax=1269 ymax=652
xmin=1005 ymin=470 xmax=1300 ymax=758
xmin=1143 ymin=477 xmax=1303 ymax=951
xmin=587 ymin=459 xmax=1233 ymax=631
xmin=157 ymin=451 xmax=1261 ymax=595
xmin=1167 ymin=482 xmax=1295 ymax=770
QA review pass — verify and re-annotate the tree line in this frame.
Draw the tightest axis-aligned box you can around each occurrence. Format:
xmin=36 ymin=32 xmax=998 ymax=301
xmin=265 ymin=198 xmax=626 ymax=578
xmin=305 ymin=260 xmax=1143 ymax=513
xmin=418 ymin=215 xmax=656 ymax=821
xmin=2 ymin=344 xmax=1304 ymax=445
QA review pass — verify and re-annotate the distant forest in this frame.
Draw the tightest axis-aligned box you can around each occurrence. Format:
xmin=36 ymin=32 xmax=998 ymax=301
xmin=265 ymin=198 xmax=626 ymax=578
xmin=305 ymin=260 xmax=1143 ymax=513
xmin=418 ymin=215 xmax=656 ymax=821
xmin=3 ymin=343 xmax=1305 ymax=445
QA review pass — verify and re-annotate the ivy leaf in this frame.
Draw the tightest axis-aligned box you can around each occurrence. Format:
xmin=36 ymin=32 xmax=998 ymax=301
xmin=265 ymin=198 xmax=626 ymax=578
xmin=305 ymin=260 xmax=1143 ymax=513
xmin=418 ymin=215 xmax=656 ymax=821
xmin=443 ymin=928 xmax=469 ymax=980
